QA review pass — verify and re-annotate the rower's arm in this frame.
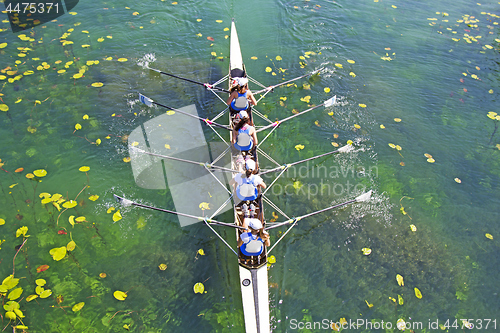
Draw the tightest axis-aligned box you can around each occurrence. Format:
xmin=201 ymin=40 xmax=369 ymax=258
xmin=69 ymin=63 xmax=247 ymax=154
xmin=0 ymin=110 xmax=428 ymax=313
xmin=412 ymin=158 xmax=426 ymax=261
xmin=250 ymin=127 xmax=258 ymax=145
xmin=231 ymin=129 xmax=237 ymax=144
xmin=248 ymin=90 xmax=257 ymax=106
xmin=227 ymin=91 xmax=236 ymax=106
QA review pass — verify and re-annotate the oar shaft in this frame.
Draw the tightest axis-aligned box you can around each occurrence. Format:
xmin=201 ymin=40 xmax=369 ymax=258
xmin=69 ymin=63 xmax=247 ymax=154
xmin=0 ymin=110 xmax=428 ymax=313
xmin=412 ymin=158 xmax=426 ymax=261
xmin=149 ymin=67 xmax=230 ymax=93
xmin=260 ymin=148 xmax=342 ymax=175
xmin=299 ymin=199 xmax=356 ymax=220
xmin=253 ymin=69 xmax=322 ymax=94
xmin=132 ymin=147 xmax=237 ymax=173
xmin=152 ymin=101 xmax=230 ymax=130
xmin=256 ymin=103 xmax=324 ymax=133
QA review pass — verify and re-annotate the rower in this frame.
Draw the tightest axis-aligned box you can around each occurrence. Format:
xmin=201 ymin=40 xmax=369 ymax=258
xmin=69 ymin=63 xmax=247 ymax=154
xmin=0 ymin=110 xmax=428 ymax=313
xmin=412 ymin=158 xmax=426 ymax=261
xmin=237 ymin=216 xmax=270 ymax=256
xmin=230 ymin=159 xmax=266 ymax=202
xmin=232 ymin=110 xmax=258 ymax=153
xmin=227 ymin=77 xmax=257 ymax=114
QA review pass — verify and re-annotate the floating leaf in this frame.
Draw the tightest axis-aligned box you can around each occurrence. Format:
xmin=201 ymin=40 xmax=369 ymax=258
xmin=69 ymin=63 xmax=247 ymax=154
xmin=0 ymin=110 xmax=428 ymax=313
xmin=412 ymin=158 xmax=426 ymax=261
xmin=123 ymin=157 xmax=131 ymax=163
xmin=354 ymin=124 xmax=361 ymax=129
xmin=36 ymin=265 xmax=49 ymax=273
xmin=35 ymin=285 xmax=44 ymax=295
xmin=72 ymin=302 xmax=85 ymax=312
xmin=158 ymin=263 xmax=167 ymax=271
xmin=265 ymin=67 xmax=272 ymax=72
xmin=62 ymin=200 xmax=77 ymax=209
xmin=199 ymin=202 xmax=210 ymax=210
xmin=107 ymin=207 xmax=115 ymax=214
xmin=0 ymin=218 xmax=4 ymax=225
xmin=295 ymin=144 xmax=305 ymax=151
xmin=193 ymin=282 xmax=205 ymax=294
xmin=117 ymin=58 xmax=128 ymax=62
xmin=33 ymin=169 xmax=47 ymax=177
xmin=427 ymin=158 xmax=435 ymax=163
xmin=49 ymin=246 xmax=67 ymax=261
xmin=276 ymin=56 xmax=282 ymax=61
xmin=365 ymin=300 xmax=373 ymax=308
xmin=26 ymin=294 xmax=38 ymax=302
xmin=410 ymin=224 xmax=417 ymax=232
xmin=362 ymin=248 xmax=371 ymax=255
xmin=75 ymin=216 xmax=86 ymax=222
xmin=16 ymin=226 xmax=29 ymax=238
xmin=8 ymin=287 xmax=23 ymax=300
xmin=15 ymin=168 xmax=24 ymax=173
xmin=300 ymin=96 xmax=311 ymax=103
xmin=67 ymin=240 xmax=76 ymax=251
xmin=113 ymin=290 xmax=127 ymax=300
xmin=197 ymin=249 xmax=205 ymax=256
xmin=397 ymin=319 xmax=406 ymax=330
xmin=389 ymin=296 xmax=396 ymax=303
xmin=113 ymin=210 xmax=122 ymax=222
xmin=75 ymin=123 xmax=82 ymax=130
xmin=414 ymin=287 xmax=422 ymax=299
xmin=79 ymin=166 xmax=90 ymax=172
xmin=39 ymin=289 xmax=52 ymax=298
xmin=347 ymin=59 xmax=355 ymax=64
xmin=166 ymin=110 xmax=175 ymax=115
xmin=398 ymin=294 xmax=404 ymax=305
xmin=5 ymin=311 xmax=16 ymax=320
xmin=331 ymin=142 xmax=339 ymax=147
xmin=99 ymin=273 xmax=107 ymax=278
xmin=349 ymin=72 xmax=356 ymax=77
xmin=335 ymin=63 xmax=343 ymax=68
xmin=35 ymin=279 xmax=46 ymax=286
xmin=2 ymin=276 xmax=19 ymax=290
xmin=324 ymin=87 xmax=331 ymax=93
xmin=394 ymin=118 xmax=401 ymax=122
xmin=0 ymin=104 xmax=9 ymax=112
xmin=91 ymin=82 xmax=104 ymax=87
xmin=388 ymin=143 xmax=396 ymax=148
xmin=396 ymin=274 xmax=404 ymax=286
xmin=424 ymin=153 xmax=432 ymax=158
xmin=89 ymin=194 xmax=99 ymax=201
xmin=485 ymin=233 xmax=493 ymax=240
xmin=359 ymin=103 xmax=366 ymax=108
xmin=268 ymin=255 xmax=276 ymax=264
xmin=454 ymin=178 xmax=461 ymax=183
xmin=380 ymin=124 xmax=385 ymax=129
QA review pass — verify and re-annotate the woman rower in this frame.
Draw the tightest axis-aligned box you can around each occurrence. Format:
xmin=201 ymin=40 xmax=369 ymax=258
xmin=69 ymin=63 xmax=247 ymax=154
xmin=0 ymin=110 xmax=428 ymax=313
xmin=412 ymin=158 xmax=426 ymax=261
xmin=230 ymin=159 xmax=266 ymax=203
xmin=232 ymin=110 xmax=258 ymax=152
xmin=227 ymin=77 xmax=257 ymax=113
xmin=237 ymin=217 xmax=270 ymax=257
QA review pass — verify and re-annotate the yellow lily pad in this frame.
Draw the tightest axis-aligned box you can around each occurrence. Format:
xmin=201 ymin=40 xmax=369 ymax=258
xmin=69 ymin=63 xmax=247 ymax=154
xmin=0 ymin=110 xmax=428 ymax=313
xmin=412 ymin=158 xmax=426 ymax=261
xmin=396 ymin=274 xmax=404 ymax=286
xmin=414 ymin=287 xmax=422 ymax=299
xmin=113 ymin=290 xmax=127 ymax=301
xmin=33 ymin=169 xmax=47 ymax=177
xmin=113 ymin=210 xmax=122 ymax=222
xmin=49 ymin=246 xmax=67 ymax=261
xmin=193 ymin=282 xmax=204 ymax=294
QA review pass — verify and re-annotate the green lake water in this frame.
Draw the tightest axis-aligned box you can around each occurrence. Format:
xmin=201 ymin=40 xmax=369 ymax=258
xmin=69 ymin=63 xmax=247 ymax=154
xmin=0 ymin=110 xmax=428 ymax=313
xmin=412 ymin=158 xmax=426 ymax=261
xmin=0 ymin=0 xmax=499 ymax=332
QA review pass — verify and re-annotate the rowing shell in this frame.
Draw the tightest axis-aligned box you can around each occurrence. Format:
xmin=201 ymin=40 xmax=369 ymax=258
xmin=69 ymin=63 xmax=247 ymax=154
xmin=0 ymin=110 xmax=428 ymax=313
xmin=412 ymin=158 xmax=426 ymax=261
xmin=229 ymin=20 xmax=270 ymax=333
xmin=120 ymin=19 xmax=373 ymax=333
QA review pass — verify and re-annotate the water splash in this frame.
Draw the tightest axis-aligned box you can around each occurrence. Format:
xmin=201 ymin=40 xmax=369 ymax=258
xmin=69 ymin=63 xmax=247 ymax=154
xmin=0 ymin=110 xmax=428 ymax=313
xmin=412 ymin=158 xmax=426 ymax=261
xmin=137 ymin=53 xmax=157 ymax=69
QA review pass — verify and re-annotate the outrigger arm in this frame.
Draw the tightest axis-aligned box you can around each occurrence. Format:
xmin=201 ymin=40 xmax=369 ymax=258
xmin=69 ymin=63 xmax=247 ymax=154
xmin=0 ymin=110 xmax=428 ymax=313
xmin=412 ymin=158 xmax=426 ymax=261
xmin=139 ymin=93 xmax=231 ymax=131
xmin=113 ymin=195 xmax=244 ymax=256
xmin=265 ymin=190 xmax=373 ymax=254
xmin=147 ymin=66 xmax=231 ymax=93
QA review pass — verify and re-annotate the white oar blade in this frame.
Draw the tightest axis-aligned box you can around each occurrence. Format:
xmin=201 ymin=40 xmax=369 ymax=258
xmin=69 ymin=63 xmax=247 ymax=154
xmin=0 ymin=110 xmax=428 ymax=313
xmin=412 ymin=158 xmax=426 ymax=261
xmin=355 ymin=190 xmax=372 ymax=202
xmin=139 ymin=93 xmax=153 ymax=107
xmin=324 ymin=95 xmax=337 ymax=108
xmin=337 ymin=144 xmax=354 ymax=153
xmin=114 ymin=194 xmax=134 ymax=207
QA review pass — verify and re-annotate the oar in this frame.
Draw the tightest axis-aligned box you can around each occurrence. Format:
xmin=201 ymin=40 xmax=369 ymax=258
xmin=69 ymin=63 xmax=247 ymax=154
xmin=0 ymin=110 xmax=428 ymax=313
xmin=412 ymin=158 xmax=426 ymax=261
xmin=256 ymin=95 xmax=336 ymax=134
xmin=260 ymin=144 xmax=353 ymax=175
xmin=265 ymin=190 xmax=372 ymax=231
xmin=113 ymin=194 xmax=246 ymax=230
xmin=139 ymin=94 xmax=230 ymax=131
xmin=130 ymin=146 xmax=238 ymax=173
xmin=253 ymin=68 xmax=323 ymax=95
xmin=147 ymin=66 xmax=231 ymax=93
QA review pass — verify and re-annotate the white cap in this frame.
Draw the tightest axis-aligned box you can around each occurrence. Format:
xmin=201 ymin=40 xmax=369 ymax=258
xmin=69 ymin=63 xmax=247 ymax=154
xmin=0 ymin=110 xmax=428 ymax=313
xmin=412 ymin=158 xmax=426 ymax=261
xmin=247 ymin=218 xmax=262 ymax=230
xmin=237 ymin=77 xmax=248 ymax=86
xmin=238 ymin=110 xmax=248 ymax=119
xmin=245 ymin=159 xmax=256 ymax=171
